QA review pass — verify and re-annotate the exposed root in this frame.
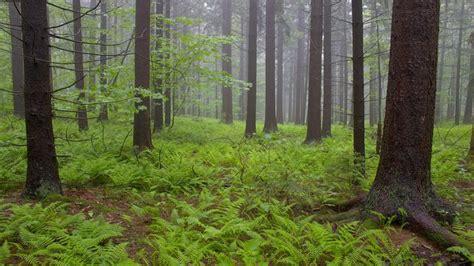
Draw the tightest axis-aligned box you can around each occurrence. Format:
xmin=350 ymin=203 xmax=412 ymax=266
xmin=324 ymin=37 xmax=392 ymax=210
xmin=314 ymin=207 xmax=362 ymax=224
xmin=329 ymin=193 xmax=367 ymax=212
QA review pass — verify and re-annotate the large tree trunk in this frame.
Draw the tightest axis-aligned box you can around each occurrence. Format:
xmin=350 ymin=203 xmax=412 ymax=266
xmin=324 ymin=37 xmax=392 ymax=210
xmin=154 ymin=0 xmax=165 ymax=133
xmin=322 ymin=0 xmax=332 ymax=137
xmin=21 ymin=0 xmax=62 ymax=199
xmin=8 ymin=1 xmax=24 ymax=118
xmin=98 ymin=1 xmax=109 ymax=121
xmin=133 ymin=0 xmax=153 ymax=151
xmin=276 ymin=0 xmax=284 ymax=124
xmin=365 ymin=0 xmax=462 ymax=250
xmin=352 ymin=0 xmax=366 ymax=177
xmin=73 ymin=0 xmax=89 ymax=131
xmin=463 ymin=33 xmax=474 ymax=124
xmin=264 ymin=0 xmax=278 ymax=133
xmin=222 ymin=0 xmax=233 ymax=124
xmin=305 ymin=0 xmax=323 ymax=144
xmin=245 ymin=0 xmax=258 ymax=137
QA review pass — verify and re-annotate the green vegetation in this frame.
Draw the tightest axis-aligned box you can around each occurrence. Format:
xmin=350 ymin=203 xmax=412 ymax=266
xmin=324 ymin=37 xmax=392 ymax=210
xmin=1 ymin=117 xmax=472 ymax=264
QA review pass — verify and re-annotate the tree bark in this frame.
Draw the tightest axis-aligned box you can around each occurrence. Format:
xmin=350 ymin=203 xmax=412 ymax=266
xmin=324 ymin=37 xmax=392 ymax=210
xmin=322 ymin=0 xmax=332 ymax=137
xmin=73 ymin=0 xmax=89 ymax=131
xmin=8 ymin=1 xmax=24 ymax=118
xmin=352 ymin=0 xmax=366 ymax=177
xmin=264 ymin=0 xmax=278 ymax=133
xmin=305 ymin=0 xmax=323 ymax=143
xmin=276 ymin=0 xmax=284 ymax=124
xmin=98 ymin=1 xmax=109 ymax=121
xmin=21 ymin=0 xmax=62 ymax=199
xmin=222 ymin=0 xmax=234 ymax=124
xmin=365 ymin=0 xmax=462 ymax=249
xmin=245 ymin=0 xmax=258 ymax=137
xmin=133 ymin=0 xmax=153 ymax=151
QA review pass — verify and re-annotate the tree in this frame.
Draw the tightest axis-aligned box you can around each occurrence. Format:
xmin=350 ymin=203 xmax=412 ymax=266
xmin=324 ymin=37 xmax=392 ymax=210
xmin=305 ymin=0 xmax=323 ymax=144
xmin=276 ymin=0 xmax=284 ymax=124
xmin=164 ymin=0 xmax=172 ymax=127
xmin=98 ymin=1 xmax=108 ymax=122
xmin=468 ymin=33 xmax=474 ymax=157
xmin=133 ymin=0 xmax=153 ymax=151
xmin=454 ymin=0 xmax=465 ymax=125
xmin=245 ymin=0 xmax=258 ymax=137
xmin=322 ymin=0 xmax=332 ymax=137
xmin=464 ymin=34 xmax=474 ymax=124
xmin=264 ymin=0 xmax=278 ymax=133
xmin=294 ymin=3 xmax=305 ymax=125
xmin=21 ymin=0 xmax=62 ymax=198
xmin=154 ymin=0 xmax=165 ymax=132
xmin=364 ymin=0 xmax=464 ymax=249
xmin=222 ymin=0 xmax=233 ymax=124
xmin=8 ymin=1 xmax=24 ymax=118
xmin=73 ymin=0 xmax=89 ymax=131
xmin=352 ymin=0 xmax=365 ymax=177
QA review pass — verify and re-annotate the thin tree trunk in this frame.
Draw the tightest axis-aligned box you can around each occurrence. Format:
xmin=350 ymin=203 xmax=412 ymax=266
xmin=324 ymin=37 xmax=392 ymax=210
xmin=276 ymin=0 xmax=284 ymax=124
xmin=469 ymin=33 xmax=474 ymax=157
xmin=322 ymin=0 xmax=332 ymax=137
xmin=295 ymin=3 xmax=305 ymax=124
xmin=73 ymin=0 xmax=89 ymax=131
xmin=222 ymin=0 xmax=233 ymax=124
xmin=464 ymin=32 xmax=474 ymax=124
xmin=352 ymin=0 xmax=366 ymax=177
xmin=21 ymin=0 xmax=62 ymax=199
xmin=8 ymin=1 xmax=24 ymax=118
xmin=239 ymin=14 xmax=247 ymax=121
xmin=454 ymin=0 xmax=465 ymax=125
xmin=154 ymin=0 xmax=164 ymax=132
xmin=264 ymin=0 xmax=278 ymax=133
xmin=98 ymin=1 xmax=108 ymax=121
xmin=164 ymin=0 xmax=172 ymax=126
xmin=245 ymin=0 xmax=258 ymax=137
xmin=436 ymin=0 xmax=449 ymax=123
xmin=305 ymin=0 xmax=323 ymax=144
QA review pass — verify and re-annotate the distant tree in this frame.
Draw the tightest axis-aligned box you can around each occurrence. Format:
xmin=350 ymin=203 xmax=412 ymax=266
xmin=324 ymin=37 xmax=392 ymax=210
xmin=133 ymin=0 xmax=153 ymax=151
xmin=264 ymin=0 xmax=278 ymax=133
xmin=154 ymin=0 xmax=165 ymax=132
xmin=352 ymin=0 xmax=365 ymax=177
xmin=21 ymin=0 xmax=62 ymax=198
xmin=454 ymin=0 xmax=465 ymax=125
xmin=222 ymin=0 xmax=233 ymax=124
xmin=294 ymin=3 xmax=305 ymax=125
xmin=365 ymin=0 xmax=464 ymax=249
xmin=73 ymin=0 xmax=89 ymax=131
xmin=164 ymin=0 xmax=172 ymax=127
xmin=276 ymin=0 xmax=284 ymax=124
xmin=464 ymin=34 xmax=474 ymax=124
xmin=305 ymin=0 xmax=323 ymax=144
xmin=322 ymin=0 xmax=332 ymax=137
xmin=8 ymin=1 xmax=24 ymax=118
xmin=98 ymin=1 xmax=108 ymax=121
xmin=245 ymin=0 xmax=258 ymax=137
xmin=239 ymin=13 xmax=247 ymax=121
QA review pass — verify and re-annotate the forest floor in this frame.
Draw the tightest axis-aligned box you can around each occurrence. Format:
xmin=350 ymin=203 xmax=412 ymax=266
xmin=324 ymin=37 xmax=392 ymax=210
xmin=0 ymin=116 xmax=473 ymax=265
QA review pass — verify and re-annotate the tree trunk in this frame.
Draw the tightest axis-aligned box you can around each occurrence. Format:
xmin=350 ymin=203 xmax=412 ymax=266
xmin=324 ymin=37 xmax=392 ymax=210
xmin=239 ymin=14 xmax=247 ymax=121
xmin=164 ymin=0 xmax=172 ymax=127
xmin=73 ymin=0 xmax=89 ymax=131
xmin=295 ymin=4 xmax=305 ymax=125
xmin=264 ymin=0 xmax=278 ymax=133
xmin=98 ymin=1 xmax=109 ymax=121
xmin=276 ymin=0 xmax=284 ymax=124
xmin=8 ymin=1 xmax=24 ymax=118
xmin=469 ymin=33 xmax=474 ymax=157
xmin=245 ymin=0 xmax=258 ymax=137
xmin=154 ymin=0 xmax=165 ymax=133
xmin=133 ymin=0 xmax=153 ymax=151
xmin=21 ymin=0 xmax=62 ymax=199
xmin=342 ymin=0 xmax=349 ymax=126
xmin=352 ymin=0 xmax=366 ymax=177
xmin=365 ymin=0 xmax=461 ymax=249
xmin=435 ymin=0 xmax=449 ymax=123
xmin=463 ymin=33 xmax=474 ymax=124
xmin=222 ymin=0 xmax=233 ymax=124
xmin=454 ymin=0 xmax=465 ymax=125
xmin=322 ymin=0 xmax=332 ymax=137
xmin=305 ymin=0 xmax=323 ymax=144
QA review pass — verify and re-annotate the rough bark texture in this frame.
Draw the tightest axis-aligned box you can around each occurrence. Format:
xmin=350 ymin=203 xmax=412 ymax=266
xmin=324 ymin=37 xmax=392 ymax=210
xmin=133 ymin=0 xmax=153 ymax=151
xmin=322 ymin=0 xmax=332 ymax=137
xmin=276 ymin=0 xmax=284 ymax=124
xmin=21 ymin=0 xmax=62 ymax=199
xmin=352 ymin=0 xmax=366 ymax=176
xmin=154 ymin=0 xmax=165 ymax=133
xmin=73 ymin=0 xmax=89 ymax=131
xmin=365 ymin=0 xmax=461 ymax=249
xmin=305 ymin=0 xmax=323 ymax=144
xmin=98 ymin=1 xmax=109 ymax=122
xmin=8 ymin=1 xmax=24 ymax=118
xmin=264 ymin=0 xmax=278 ymax=133
xmin=222 ymin=0 xmax=233 ymax=124
xmin=245 ymin=0 xmax=258 ymax=137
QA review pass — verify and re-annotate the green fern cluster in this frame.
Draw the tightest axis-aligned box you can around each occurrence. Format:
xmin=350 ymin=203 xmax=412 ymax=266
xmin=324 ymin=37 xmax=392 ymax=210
xmin=0 ymin=201 xmax=136 ymax=265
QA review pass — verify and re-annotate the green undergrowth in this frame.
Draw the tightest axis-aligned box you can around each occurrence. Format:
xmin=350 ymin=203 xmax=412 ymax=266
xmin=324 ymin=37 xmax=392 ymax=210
xmin=1 ymin=116 xmax=473 ymax=264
